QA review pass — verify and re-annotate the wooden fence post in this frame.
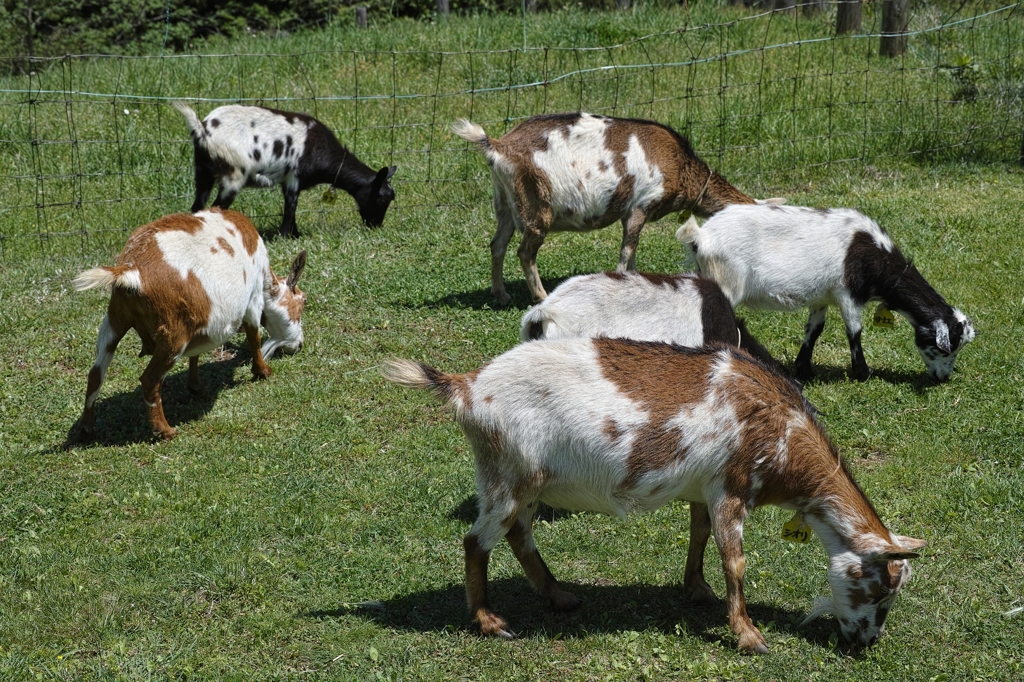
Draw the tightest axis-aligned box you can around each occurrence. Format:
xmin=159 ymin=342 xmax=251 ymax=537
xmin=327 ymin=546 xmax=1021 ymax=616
xmin=437 ymin=0 xmax=449 ymax=18
xmin=880 ymin=0 xmax=910 ymax=58
xmin=355 ymin=6 xmax=367 ymax=29
xmin=616 ymin=0 xmax=631 ymax=10
xmin=802 ymin=0 xmax=825 ymax=15
xmin=836 ymin=0 xmax=862 ymax=34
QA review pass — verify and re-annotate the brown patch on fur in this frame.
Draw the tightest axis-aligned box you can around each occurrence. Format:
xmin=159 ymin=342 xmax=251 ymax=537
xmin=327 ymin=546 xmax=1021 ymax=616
xmin=594 ymin=338 xmax=713 ymax=487
xmin=603 ymin=417 xmax=623 ymax=442
xmin=215 ymin=236 xmax=235 ymax=258
xmin=847 ymin=561 xmax=906 ymax=613
xmin=220 ymin=209 xmax=261 ymax=256
xmin=284 ymin=284 xmax=305 ymax=322
xmin=718 ymin=351 xmax=892 ymax=544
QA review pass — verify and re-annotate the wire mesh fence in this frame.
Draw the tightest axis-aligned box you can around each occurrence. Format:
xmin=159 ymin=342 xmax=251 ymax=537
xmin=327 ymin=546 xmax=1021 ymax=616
xmin=0 ymin=2 xmax=1021 ymax=262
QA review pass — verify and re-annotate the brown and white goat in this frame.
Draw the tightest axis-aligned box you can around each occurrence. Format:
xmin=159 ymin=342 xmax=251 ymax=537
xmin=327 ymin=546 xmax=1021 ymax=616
xmin=453 ymin=112 xmax=765 ymax=306
xmin=383 ymin=339 xmax=925 ymax=652
xmin=74 ymin=208 xmax=307 ymax=440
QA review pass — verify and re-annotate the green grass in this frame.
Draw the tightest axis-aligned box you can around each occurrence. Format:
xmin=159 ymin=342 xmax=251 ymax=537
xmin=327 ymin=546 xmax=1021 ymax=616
xmin=1 ymin=4 xmax=1024 ymax=681
xmin=1 ymin=160 xmax=1023 ymax=680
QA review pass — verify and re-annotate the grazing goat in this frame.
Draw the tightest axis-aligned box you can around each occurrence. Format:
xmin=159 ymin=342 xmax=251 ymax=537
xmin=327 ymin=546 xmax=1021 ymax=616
xmin=677 ymin=204 xmax=974 ymax=382
xmin=174 ymin=101 xmax=397 ymax=237
xmin=520 ymin=270 xmax=779 ymax=369
xmin=74 ymin=209 xmax=307 ymax=440
xmin=382 ymin=339 xmax=925 ymax=653
xmin=453 ymin=112 xmax=770 ymax=307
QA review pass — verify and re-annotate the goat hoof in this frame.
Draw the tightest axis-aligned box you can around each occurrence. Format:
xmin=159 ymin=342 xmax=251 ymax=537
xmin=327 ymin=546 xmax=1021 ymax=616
xmin=493 ymin=292 xmax=512 ymax=309
xmin=737 ymin=629 xmax=769 ymax=654
xmin=851 ymin=368 xmax=871 ymax=382
xmin=77 ymin=423 xmax=96 ymax=441
xmin=549 ymin=588 xmax=580 ymax=612
xmin=156 ymin=428 xmax=177 ymax=441
xmin=683 ymin=581 xmax=719 ymax=605
xmin=795 ymin=366 xmax=815 ymax=382
xmin=477 ymin=611 xmax=516 ymax=639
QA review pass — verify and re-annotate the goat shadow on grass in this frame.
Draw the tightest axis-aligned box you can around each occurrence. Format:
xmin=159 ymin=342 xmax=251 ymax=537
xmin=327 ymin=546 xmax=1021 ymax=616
xmin=62 ymin=343 xmax=253 ymax=449
xmin=401 ymin=275 xmax=581 ymax=312
xmin=790 ymin=363 xmax=931 ymax=392
xmin=448 ymin=494 xmax=572 ymax=526
xmin=304 ymin=578 xmax=846 ymax=654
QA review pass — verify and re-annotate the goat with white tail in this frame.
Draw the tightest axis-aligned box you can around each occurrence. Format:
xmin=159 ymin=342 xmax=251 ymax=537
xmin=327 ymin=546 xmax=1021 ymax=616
xmin=676 ymin=204 xmax=974 ymax=381
xmin=452 ymin=112 xmax=781 ymax=307
xmin=382 ymin=339 xmax=925 ymax=653
xmin=74 ymin=209 xmax=307 ymax=440
xmin=174 ymin=101 xmax=396 ymax=237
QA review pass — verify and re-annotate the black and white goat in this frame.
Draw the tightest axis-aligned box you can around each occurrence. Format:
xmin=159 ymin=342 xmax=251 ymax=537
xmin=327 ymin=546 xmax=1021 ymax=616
xmin=174 ymin=102 xmax=397 ymax=237
xmin=520 ymin=270 xmax=779 ymax=369
xmin=383 ymin=339 xmax=925 ymax=652
xmin=676 ymin=204 xmax=974 ymax=381
xmin=453 ymin=113 xmax=777 ymax=307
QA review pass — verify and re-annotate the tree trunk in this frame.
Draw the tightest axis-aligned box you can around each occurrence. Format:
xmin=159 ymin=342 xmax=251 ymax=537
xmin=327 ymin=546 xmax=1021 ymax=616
xmin=836 ymin=0 xmax=862 ymax=34
xmin=802 ymin=0 xmax=826 ymax=16
xmin=355 ymin=6 xmax=367 ymax=28
xmin=437 ymin=0 xmax=449 ymax=18
xmin=880 ymin=0 xmax=910 ymax=58
xmin=774 ymin=0 xmax=796 ymax=12
xmin=616 ymin=0 xmax=631 ymax=10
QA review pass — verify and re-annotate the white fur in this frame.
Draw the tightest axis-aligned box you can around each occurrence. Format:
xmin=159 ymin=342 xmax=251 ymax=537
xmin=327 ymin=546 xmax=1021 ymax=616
xmin=520 ymin=271 xmax=719 ymax=346
xmin=677 ymin=206 xmax=885 ymax=311
xmin=677 ymin=204 xmax=974 ymax=380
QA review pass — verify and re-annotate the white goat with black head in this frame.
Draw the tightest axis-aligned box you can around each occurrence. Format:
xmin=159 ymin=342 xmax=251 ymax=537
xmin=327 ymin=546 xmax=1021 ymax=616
xmin=174 ymin=102 xmax=397 ymax=237
xmin=520 ymin=270 xmax=779 ymax=370
xmin=677 ymin=204 xmax=974 ymax=382
xmin=453 ymin=112 xmax=772 ymax=307
xmin=383 ymin=339 xmax=925 ymax=653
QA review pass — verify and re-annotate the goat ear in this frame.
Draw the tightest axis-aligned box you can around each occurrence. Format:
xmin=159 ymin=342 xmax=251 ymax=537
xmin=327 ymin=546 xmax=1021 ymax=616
xmin=756 ymin=197 xmax=787 ymax=205
xmin=870 ymin=541 xmax=923 ymax=563
xmin=893 ymin=535 xmax=927 ymax=551
xmin=373 ymin=166 xmax=394 ymax=188
xmin=286 ymin=250 xmax=307 ymax=291
xmin=386 ymin=165 xmax=397 ymax=180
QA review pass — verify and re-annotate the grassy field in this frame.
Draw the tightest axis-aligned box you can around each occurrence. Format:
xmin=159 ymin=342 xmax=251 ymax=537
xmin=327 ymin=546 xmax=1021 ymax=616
xmin=2 ymin=4 xmax=1024 ymax=681
xmin=1 ymin=2 xmax=1021 ymax=261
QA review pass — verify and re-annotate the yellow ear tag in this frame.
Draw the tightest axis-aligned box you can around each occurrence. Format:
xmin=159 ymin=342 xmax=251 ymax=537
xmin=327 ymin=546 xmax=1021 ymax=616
xmin=677 ymin=209 xmax=693 ymax=223
xmin=782 ymin=513 xmax=813 ymax=544
xmin=321 ymin=188 xmax=337 ymax=204
xmin=873 ymin=304 xmax=895 ymax=328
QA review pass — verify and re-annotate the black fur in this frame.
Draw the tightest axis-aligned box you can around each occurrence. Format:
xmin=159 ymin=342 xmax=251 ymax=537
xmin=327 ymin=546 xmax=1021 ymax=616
xmin=187 ymin=105 xmax=398 ymax=237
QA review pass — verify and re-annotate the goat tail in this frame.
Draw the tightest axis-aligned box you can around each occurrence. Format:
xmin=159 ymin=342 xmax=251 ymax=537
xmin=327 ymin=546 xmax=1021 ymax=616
xmin=381 ymin=358 xmax=466 ymax=407
xmin=172 ymin=100 xmax=207 ymax=143
xmin=73 ymin=267 xmax=141 ymax=294
xmin=451 ymin=119 xmax=492 ymax=151
xmin=519 ymin=306 xmax=552 ymax=342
